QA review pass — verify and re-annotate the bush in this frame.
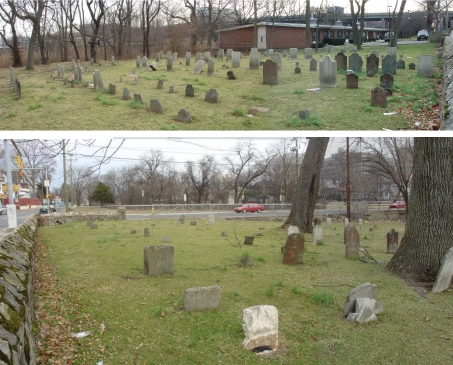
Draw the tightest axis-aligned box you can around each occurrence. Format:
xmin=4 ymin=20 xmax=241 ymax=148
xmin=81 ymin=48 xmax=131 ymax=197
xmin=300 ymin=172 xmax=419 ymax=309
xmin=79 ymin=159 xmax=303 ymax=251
xmin=311 ymin=42 xmax=326 ymax=48
xmin=323 ymin=37 xmax=346 ymax=46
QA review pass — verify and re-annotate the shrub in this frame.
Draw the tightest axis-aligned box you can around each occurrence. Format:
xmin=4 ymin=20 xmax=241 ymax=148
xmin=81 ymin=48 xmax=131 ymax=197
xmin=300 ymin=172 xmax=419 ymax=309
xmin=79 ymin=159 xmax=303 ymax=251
xmin=323 ymin=37 xmax=346 ymax=46
xmin=311 ymin=42 xmax=326 ymax=48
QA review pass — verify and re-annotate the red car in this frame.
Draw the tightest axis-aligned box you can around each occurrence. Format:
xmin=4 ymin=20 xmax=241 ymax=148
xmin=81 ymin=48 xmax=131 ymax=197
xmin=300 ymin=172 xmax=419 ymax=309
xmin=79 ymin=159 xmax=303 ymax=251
xmin=233 ymin=203 xmax=265 ymax=213
xmin=389 ymin=201 xmax=406 ymax=209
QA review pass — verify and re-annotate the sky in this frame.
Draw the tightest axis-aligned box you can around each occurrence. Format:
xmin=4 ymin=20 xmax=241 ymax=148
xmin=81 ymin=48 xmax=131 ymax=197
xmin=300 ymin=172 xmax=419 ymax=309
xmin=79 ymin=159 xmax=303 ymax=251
xmin=316 ymin=0 xmax=422 ymax=14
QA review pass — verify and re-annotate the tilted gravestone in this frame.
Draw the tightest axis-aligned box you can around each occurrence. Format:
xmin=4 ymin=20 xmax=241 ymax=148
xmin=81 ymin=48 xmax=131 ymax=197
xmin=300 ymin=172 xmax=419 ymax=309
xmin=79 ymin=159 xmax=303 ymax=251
xmin=380 ymin=73 xmax=393 ymax=89
xmin=227 ymin=71 xmax=236 ymax=80
xmin=192 ymin=60 xmax=206 ymax=75
xmin=386 ymin=229 xmax=398 ymax=254
xmin=263 ymin=59 xmax=278 ymax=85
xmin=185 ymin=84 xmax=195 ymax=97
xmin=143 ymin=246 xmax=174 ymax=276
xmin=304 ymin=48 xmax=313 ymax=59
xmin=432 ymin=248 xmax=453 ymax=293
xmin=205 ymin=89 xmax=219 ymax=103
xmin=370 ymin=87 xmax=387 ymax=107
xmin=348 ymin=52 xmax=363 ymax=73
xmin=366 ymin=54 xmax=379 ymax=75
xmin=150 ymin=98 xmax=163 ymax=114
xmin=418 ymin=54 xmax=433 ymax=77
xmin=218 ymin=49 xmax=224 ymax=60
xmin=309 ymin=58 xmax=317 ymax=72
xmin=184 ymin=285 xmax=221 ymax=312
xmin=242 ymin=305 xmax=278 ymax=351
xmin=335 ymin=52 xmax=347 ymax=71
xmin=319 ymin=56 xmax=337 ymax=88
xmin=122 ymin=88 xmax=131 ymax=101
xmin=342 ymin=282 xmax=378 ymax=316
xmin=344 ymin=224 xmax=360 ymax=259
xmin=207 ymin=60 xmax=215 ymax=76
xmin=346 ymin=73 xmax=358 ymax=89
xmin=249 ymin=51 xmax=260 ymax=70
xmin=282 ymin=226 xmax=304 ymax=264
xmin=382 ymin=55 xmax=396 ymax=75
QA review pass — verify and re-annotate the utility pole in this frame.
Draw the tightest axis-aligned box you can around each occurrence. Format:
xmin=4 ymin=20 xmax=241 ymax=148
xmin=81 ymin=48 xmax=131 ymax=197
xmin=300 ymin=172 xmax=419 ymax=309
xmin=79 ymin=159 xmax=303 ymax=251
xmin=346 ymin=137 xmax=351 ymax=221
xmin=68 ymin=156 xmax=76 ymax=207
xmin=3 ymin=139 xmax=17 ymax=229
xmin=62 ymin=140 xmax=69 ymax=213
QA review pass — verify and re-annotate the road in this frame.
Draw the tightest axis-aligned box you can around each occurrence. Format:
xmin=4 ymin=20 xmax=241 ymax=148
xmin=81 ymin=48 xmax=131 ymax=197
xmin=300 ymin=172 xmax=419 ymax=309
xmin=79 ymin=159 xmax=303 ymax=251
xmin=0 ymin=209 xmax=39 ymax=240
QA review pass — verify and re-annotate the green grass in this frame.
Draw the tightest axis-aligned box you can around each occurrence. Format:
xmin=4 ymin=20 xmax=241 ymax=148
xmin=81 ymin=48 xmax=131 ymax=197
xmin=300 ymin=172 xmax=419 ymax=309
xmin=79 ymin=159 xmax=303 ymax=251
xmin=0 ymin=42 xmax=438 ymax=130
xmin=232 ymin=108 xmax=245 ymax=116
xmin=313 ymin=290 xmax=334 ymax=305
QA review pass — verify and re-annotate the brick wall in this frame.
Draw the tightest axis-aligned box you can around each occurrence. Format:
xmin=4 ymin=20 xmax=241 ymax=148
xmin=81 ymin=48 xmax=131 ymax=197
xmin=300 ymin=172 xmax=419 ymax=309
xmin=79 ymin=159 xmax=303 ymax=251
xmin=264 ymin=26 xmax=307 ymax=49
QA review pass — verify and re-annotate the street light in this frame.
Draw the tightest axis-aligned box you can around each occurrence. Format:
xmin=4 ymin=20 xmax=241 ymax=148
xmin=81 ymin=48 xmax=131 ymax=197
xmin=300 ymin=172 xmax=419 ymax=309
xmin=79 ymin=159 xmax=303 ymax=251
xmin=408 ymin=10 xmax=412 ymax=39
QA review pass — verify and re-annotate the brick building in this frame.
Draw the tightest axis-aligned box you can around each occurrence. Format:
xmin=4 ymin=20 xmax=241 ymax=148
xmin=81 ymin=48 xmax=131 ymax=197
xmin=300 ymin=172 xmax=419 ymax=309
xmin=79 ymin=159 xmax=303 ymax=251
xmin=217 ymin=22 xmax=386 ymax=50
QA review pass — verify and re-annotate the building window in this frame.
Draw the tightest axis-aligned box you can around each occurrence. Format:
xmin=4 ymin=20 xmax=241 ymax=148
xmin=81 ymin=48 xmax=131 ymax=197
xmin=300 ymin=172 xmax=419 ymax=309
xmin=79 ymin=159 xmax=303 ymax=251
xmin=312 ymin=31 xmax=317 ymax=41
xmin=260 ymin=36 xmax=263 ymax=42
xmin=337 ymin=31 xmax=342 ymax=37
xmin=345 ymin=31 xmax=350 ymax=39
xmin=330 ymin=31 xmax=335 ymax=37
xmin=323 ymin=31 xmax=328 ymax=38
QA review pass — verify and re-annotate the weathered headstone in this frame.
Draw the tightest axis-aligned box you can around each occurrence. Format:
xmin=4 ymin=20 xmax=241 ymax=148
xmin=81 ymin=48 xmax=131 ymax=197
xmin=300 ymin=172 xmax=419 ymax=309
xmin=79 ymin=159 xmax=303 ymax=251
xmin=134 ymin=93 xmax=143 ymax=104
xmin=290 ymin=48 xmax=298 ymax=59
xmin=141 ymin=56 xmax=147 ymax=68
xmin=195 ymin=52 xmax=202 ymax=62
xmin=231 ymin=51 xmax=241 ymax=68
xmin=166 ymin=57 xmax=173 ymax=71
xmin=157 ymin=79 xmax=164 ymax=89
xmin=295 ymin=66 xmax=301 ymax=74
xmin=90 ymin=224 xmax=98 ymax=229
xmin=417 ymin=54 xmax=433 ymax=77
xmin=208 ymin=214 xmax=215 ymax=225
xmin=366 ymin=53 xmax=379 ymax=75
xmin=432 ymin=248 xmax=453 ymax=293
xmin=387 ymin=47 xmax=397 ymax=57
xmin=122 ymin=87 xmax=131 ymax=101
xmin=130 ymin=229 xmax=136 ymax=234
xmin=244 ymin=236 xmax=254 ymax=245
xmin=203 ymin=51 xmax=211 ymax=62
xmin=218 ymin=49 xmax=224 ymax=60
xmin=108 ymin=82 xmax=116 ymax=95
xmin=384 ymin=88 xmax=393 ymax=96
xmin=149 ymin=62 xmax=156 ymax=71
xmin=344 ymin=224 xmax=360 ymax=259
xmin=348 ymin=52 xmax=363 ymax=73
xmin=270 ymin=52 xmax=282 ymax=70
xmin=326 ymin=217 xmax=332 ymax=228
xmin=319 ymin=55 xmax=337 ymax=88
xmin=177 ymin=109 xmax=191 ymax=122
xmin=282 ymin=226 xmax=304 ymax=264
xmin=396 ymin=59 xmax=405 ymax=69
xmin=227 ymin=70 xmax=236 ymax=80
xmin=190 ymin=221 xmax=197 ymax=226
xmin=380 ymin=73 xmax=394 ymax=89
xmin=242 ymin=305 xmax=278 ymax=351
xmin=312 ymin=225 xmax=323 ymax=245
xmin=346 ymin=73 xmax=358 ymax=89
xmin=344 ymin=218 xmax=349 ymax=226
xmin=178 ymin=214 xmax=185 ymax=224
xmin=192 ymin=60 xmax=206 ymax=75
xmin=304 ymin=48 xmax=313 ymax=59
xmin=94 ymin=70 xmax=104 ymax=89
xmin=358 ymin=219 xmax=363 ymax=229
xmin=342 ymin=283 xmax=377 ymax=316
xmin=207 ymin=60 xmax=215 ymax=76
xmin=136 ymin=56 xmax=141 ymax=68
xmin=144 ymin=228 xmax=150 ymax=237
xmin=172 ymin=52 xmax=177 ymax=63
xmin=370 ymin=87 xmax=387 ymax=107
xmin=205 ymin=89 xmax=218 ymax=103
xmin=409 ymin=63 xmax=416 ymax=70
xmin=162 ymin=235 xmax=169 ymax=242
xmin=143 ymin=246 xmax=174 ymax=276
xmin=309 ymin=58 xmax=317 ymax=71
xmin=382 ymin=55 xmax=396 ymax=75
xmin=186 ymin=51 xmax=191 ymax=66
xmin=185 ymin=84 xmax=195 ymax=97
xmin=386 ymin=229 xmax=398 ymax=254
xmin=249 ymin=51 xmax=260 ymax=70
xmin=150 ymin=98 xmax=163 ymax=114
xmin=340 ymin=45 xmax=346 ymax=52
xmin=184 ymin=285 xmax=221 ymax=312
xmin=335 ymin=52 xmax=347 ymax=71
xmin=263 ymin=59 xmax=278 ymax=85
xmin=226 ymin=48 xmax=233 ymax=58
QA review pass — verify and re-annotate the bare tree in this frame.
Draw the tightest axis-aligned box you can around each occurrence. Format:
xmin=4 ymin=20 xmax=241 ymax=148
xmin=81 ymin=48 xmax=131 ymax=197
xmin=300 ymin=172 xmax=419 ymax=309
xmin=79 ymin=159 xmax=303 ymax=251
xmin=86 ymin=0 xmax=106 ymax=63
xmin=71 ymin=165 xmax=93 ymax=206
xmin=184 ymin=155 xmax=217 ymax=203
xmin=0 ymin=2 xmax=23 ymax=66
xmin=390 ymin=0 xmax=407 ymax=47
xmin=141 ymin=0 xmax=160 ymax=57
xmin=60 ymin=0 xmax=80 ymax=61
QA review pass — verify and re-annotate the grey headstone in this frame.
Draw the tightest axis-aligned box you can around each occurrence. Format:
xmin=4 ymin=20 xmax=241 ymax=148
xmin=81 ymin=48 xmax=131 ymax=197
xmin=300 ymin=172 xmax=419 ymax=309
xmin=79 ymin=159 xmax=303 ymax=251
xmin=149 ymin=62 xmax=156 ymax=71
xmin=304 ymin=48 xmax=313 ymax=59
xmin=249 ymin=51 xmax=260 ymax=70
xmin=295 ymin=66 xmax=301 ymax=74
xmin=263 ymin=59 xmax=278 ymax=85
xmin=169 ymin=86 xmax=174 ymax=93
xmin=218 ymin=49 xmax=224 ymax=60
xmin=157 ymin=79 xmax=164 ymax=89
xmin=136 ymin=56 xmax=141 ymax=68
xmin=387 ymin=46 xmax=397 ymax=57
xmin=270 ymin=52 xmax=282 ymax=70
xmin=150 ymin=98 xmax=163 ymax=114
xmin=141 ymin=56 xmax=147 ymax=68
xmin=250 ymin=47 xmax=258 ymax=53
xmin=185 ymin=84 xmax=195 ymax=97
xmin=134 ymin=93 xmax=143 ymax=104
xmin=207 ymin=60 xmax=215 ymax=76
xmin=346 ymin=73 xmax=358 ymax=89
xmin=184 ymin=285 xmax=221 ymax=312
xmin=397 ymin=59 xmax=405 ymax=69
xmin=122 ymin=87 xmax=131 ymax=101
xmin=432 ymin=248 xmax=453 ymax=293
xmin=327 ymin=45 xmax=333 ymax=53
xmin=190 ymin=221 xmax=197 ymax=226
xmin=312 ymin=225 xmax=323 ymax=245
xmin=227 ymin=70 xmax=236 ymax=80
xmin=335 ymin=52 xmax=347 ymax=71
xmin=326 ymin=217 xmax=332 ymax=228
xmin=156 ymin=52 xmax=161 ymax=62
xmin=344 ymin=224 xmax=360 ymax=259
xmin=382 ymin=55 xmax=396 ymax=75
xmin=195 ymin=52 xmax=202 ymax=62
xmin=108 ymin=82 xmax=116 ymax=95
xmin=319 ymin=55 xmax=337 ymax=88
xmin=231 ymin=51 xmax=241 ymax=68
xmin=144 ymin=228 xmax=150 ymax=237
xmin=192 ymin=60 xmax=206 ymax=75
xmin=309 ymin=58 xmax=317 ymax=71
xmin=366 ymin=53 xmax=379 ymax=75
xmin=120 ymin=75 xmax=123 ymax=82
xmin=177 ymin=109 xmax=191 ymax=122
xmin=205 ymin=89 xmax=218 ymax=103
xmin=418 ymin=54 xmax=433 ymax=77
xmin=144 ymin=245 xmax=174 ymax=276
xmin=172 ymin=52 xmax=178 ymax=63
xmin=370 ymin=87 xmax=387 ymax=107
xmin=342 ymin=282 xmax=377 ymax=316
xmin=203 ymin=51 xmax=211 ymax=62
xmin=348 ymin=52 xmax=363 ymax=73
xmin=221 ymin=231 xmax=227 ymax=236
xmin=340 ymin=45 xmax=346 ymax=52
xmin=242 ymin=305 xmax=278 ymax=351
xmin=130 ymin=229 xmax=136 ymax=234
xmin=226 ymin=48 xmax=233 ymax=58
xmin=386 ymin=229 xmax=398 ymax=254
xmin=186 ymin=51 xmax=191 ymax=66
xmin=299 ymin=110 xmax=310 ymax=119
xmin=380 ymin=73 xmax=394 ymax=89
xmin=166 ymin=57 xmax=173 ymax=71
xmin=90 ymin=224 xmax=98 ymax=229
xmin=290 ymin=48 xmax=298 ymax=59
xmin=355 ymin=304 xmax=378 ymax=323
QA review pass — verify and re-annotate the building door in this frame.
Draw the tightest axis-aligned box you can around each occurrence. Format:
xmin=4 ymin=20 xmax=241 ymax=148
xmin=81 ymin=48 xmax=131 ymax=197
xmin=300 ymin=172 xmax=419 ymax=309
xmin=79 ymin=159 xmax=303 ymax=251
xmin=258 ymin=26 xmax=267 ymax=49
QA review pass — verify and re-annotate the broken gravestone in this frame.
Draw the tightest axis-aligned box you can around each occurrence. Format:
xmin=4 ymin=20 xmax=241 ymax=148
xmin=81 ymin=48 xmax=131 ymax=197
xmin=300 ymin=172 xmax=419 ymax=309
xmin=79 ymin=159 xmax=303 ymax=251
xmin=342 ymin=282 xmax=378 ymax=317
xmin=432 ymin=248 xmax=453 ymax=293
xmin=242 ymin=305 xmax=278 ymax=351
xmin=282 ymin=226 xmax=304 ymax=264
xmin=386 ymin=229 xmax=398 ymax=254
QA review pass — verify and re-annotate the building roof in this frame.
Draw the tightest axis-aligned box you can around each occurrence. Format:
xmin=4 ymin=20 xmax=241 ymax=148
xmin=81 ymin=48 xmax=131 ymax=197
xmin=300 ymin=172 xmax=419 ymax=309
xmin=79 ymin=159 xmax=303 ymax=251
xmin=219 ymin=22 xmax=385 ymax=33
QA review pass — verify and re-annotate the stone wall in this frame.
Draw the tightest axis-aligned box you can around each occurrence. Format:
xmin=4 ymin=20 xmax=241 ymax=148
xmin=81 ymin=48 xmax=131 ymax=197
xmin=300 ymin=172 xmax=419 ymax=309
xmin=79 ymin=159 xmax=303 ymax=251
xmin=441 ymin=32 xmax=453 ymax=130
xmin=0 ymin=218 xmax=38 ymax=364
xmin=41 ymin=206 xmax=126 ymax=225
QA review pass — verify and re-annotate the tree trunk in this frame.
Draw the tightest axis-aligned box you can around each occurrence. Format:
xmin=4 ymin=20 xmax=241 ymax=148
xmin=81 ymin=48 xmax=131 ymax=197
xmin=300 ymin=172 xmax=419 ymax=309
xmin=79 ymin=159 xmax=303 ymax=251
xmin=387 ymin=138 xmax=453 ymax=282
xmin=390 ymin=0 xmax=406 ymax=47
xmin=283 ymin=137 xmax=329 ymax=233
xmin=305 ymin=0 xmax=310 ymax=48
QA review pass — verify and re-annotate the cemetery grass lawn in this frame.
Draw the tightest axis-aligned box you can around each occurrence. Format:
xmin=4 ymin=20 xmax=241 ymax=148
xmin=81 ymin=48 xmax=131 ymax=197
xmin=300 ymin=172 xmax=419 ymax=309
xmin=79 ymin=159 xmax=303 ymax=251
xmin=1 ymin=43 xmax=438 ymax=130
xmin=35 ymin=218 xmax=453 ymax=364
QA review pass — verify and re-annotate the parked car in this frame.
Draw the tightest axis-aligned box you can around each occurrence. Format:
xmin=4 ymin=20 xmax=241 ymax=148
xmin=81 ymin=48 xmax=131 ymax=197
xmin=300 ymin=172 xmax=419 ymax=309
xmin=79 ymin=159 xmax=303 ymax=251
xmin=389 ymin=201 xmax=406 ymax=209
xmin=384 ymin=32 xmax=394 ymax=42
xmin=49 ymin=204 xmax=56 ymax=212
xmin=417 ymin=30 xmax=429 ymax=41
xmin=0 ymin=205 xmax=6 ymax=215
xmin=39 ymin=205 xmax=51 ymax=214
xmin=233 ymin=203 xmax=265 ymax=213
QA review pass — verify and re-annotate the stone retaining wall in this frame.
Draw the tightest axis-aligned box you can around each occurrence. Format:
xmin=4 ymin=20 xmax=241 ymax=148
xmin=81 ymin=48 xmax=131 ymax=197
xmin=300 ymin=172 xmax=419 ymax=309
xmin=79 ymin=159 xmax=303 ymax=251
xmin=441 ymin=32 xmax=453 ymax=129
xmin=0 ymin=218 xmax=38 ymax=365
xmin=41 ymin=206 xmax=126 ymax=225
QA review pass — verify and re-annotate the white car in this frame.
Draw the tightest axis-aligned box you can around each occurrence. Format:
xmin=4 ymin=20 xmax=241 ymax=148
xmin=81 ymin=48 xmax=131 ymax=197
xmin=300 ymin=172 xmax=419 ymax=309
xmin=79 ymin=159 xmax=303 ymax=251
xmin=0 ymin=205 xmax=6 ymax=215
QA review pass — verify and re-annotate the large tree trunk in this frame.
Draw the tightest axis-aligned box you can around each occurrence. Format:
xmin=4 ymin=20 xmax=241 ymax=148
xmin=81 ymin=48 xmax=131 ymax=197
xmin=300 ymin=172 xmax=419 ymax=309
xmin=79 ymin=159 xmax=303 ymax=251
xmin=305 ymin=0 xmax=310 ymax=48
xmin=387 ymin=138 xmax=453 ymax=282
xmin=283 ymin=137 xmax=329 ymax=233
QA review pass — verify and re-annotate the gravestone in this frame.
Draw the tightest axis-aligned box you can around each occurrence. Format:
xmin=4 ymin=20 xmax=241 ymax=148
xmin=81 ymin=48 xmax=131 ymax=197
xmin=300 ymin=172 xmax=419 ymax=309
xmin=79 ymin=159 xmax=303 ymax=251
xmin=263 ymin=59 xmax=278 ymax=85
xmin=135 ymin=77 xmax=139 ymax=85
xmin=130 ymin=229 xmax=136 ymax=234
xmin=295 ymin=66 xmax=301 ymax=74
xmin=162 ymin=235 xmax=169 ymax=242
xmin=270 ymin=52 xmax=282 ymax=70
xmin=380 ymin=73 xmax=393 ymax=89
xmin=184 ymin=286 xmax=221 ymax=312
xmin=326 ymin=217 xmax=332 ymax=228
xmin=249 ymin=51 xmax=260 ymax=70
xmin=244 ymin=236 xmax=254 ymax=245
xmin=231 ymin=51 xmax=241 ymax=68
xmin=149 ymin=62 xmax=156 ymax=71
xmin=167 ymin=51 xmax=172 ymax=58
xmin=177 ymin=109 xmax=191 ymax=122
xmin=342 ymin=283 xmax=377 ymax=316
xmin=304 ymin=48 xmax=313 ymax=59
xmin=111 ymin=56 xmax=115 ymax=66
xmin=309 ymin=58 xmax=318 ymax=71
xmin=208 ymin=214 xmax=215 ymax=225
xmin=340 ymin=45 xmax=346 ymax=52
xmin=207 ymin=60 xmax=215 ymax=76
xmin=319 ymin=56 xmax=337 ymax=88
xmin=186 ymin=51 xmax=191 ymax=66
xmin=358 ymin=219 xmax=363 ymax=229
xmin=348 ymin=53 xmax=363 ymax=73
xmin=142 ymin=56 xmax=147 ymax=68
xmin=90 ymin=224 xmax=98 ymax=229
xmin=157 ymin=79 xmax=164 ymax=89
xmin=344 ymin=218 xmax=349 ymax=226
xmin=195 ymin=52 xmax=202 ymax=61
xmin=371 ymin=50 xmax=379 ymax=58
xmin=369 ymin=228 xmax=374 ymax=232
xmin=282 ymin=226 xmax=304 ymax=264
xmin=192 ymin=60 xmax=206 ymax=75
xmin=120 ymin=75 xmax=123 ymax=82
xmin=387 ymin=47 xmax=397 ymax=57
xmin=150 ymin=98 xmax=163 ymax=114
xmin=218 ymin=49 xmax=224 ymax=60
xmin=346 ymin=73 xmax=358 ymax=89
xmin=205 ymin=89 xmax=219 ymax=103
xmin=335 ymin=52 xmax=347 ymax=71
xmin=267 ymin=49 xmax=273 ymax=56
xmin=386 ymin=229 xmax=398 ymax=254
xmin=203 ymin=51 xmax=211 ymax=62
xmin=251 ymin=47 xmax=258 ymax=53
xmin=185 ymin=84 xmax=194 ymax=97
xmin=108 ymin=83 xmax=116 ymax=95
xmin=159 ymin=51 xmax=163 ymax=60
xmin=418 ymin=54 xmax=433 ymax=77
xmin=370 ymin=87 xmax=387 ymax=107
xmin=227 ymin=71 xmax=236 ymax=80
xmin=382 ymin=55 xmax=396 ymax=75
xmin=178 ymin=214 xmax=185 ymax=224
xmin=312 ymin=224 xmax=323 ymax=245
xmin=166 ymin=57 xmax=173 ymax=71
xmin=409 ymin=63 xmax=416 ymax=70
xmin=86 ymin=221 xmax=93 ymax=227
xmin=384 ymin=88 xmax=393 ymax=96
xmin=144 ymin=228 xmax=150 ymax=237
xmin=432 ymin=248 xmax=453 ymax=293
xmin=290 ymin=48 xmax=298 ymax=59
xmin=353 ymin=45 xmax=358 ymax=52
xmin=344 ymin=224 xmax=360 ymax=259
xmin=122 ymin=88 xmax=131 ymax=101
xmin=397 ymin=59 xmax=405 ymax=69
xmin=143 ymin=246 xmax=174 ymax=276
xmin=172 ymin=52 xmax=178 ymax=63
xmin=94 ymin=70 xmax=104 ymax=89
xmin=221 ymin=231 xmax=227 ymax=236
xmin=295 ymin=61 xmax=300 ymax=67
xmin=226 ymin=48 xmax=233 ymax=58
xmin=328 ymin=45 xmax=333 ymax=53
xmin=136 ymin=56 xmax=141 ymax=68
xmin=156 ymin=52 xmax=161 ymax=62
xmin=190 ymin=221 xmax=197 ymax=226
xmin=366 ymin=53 xmax=379 ymax=75
xmin=134 ymin=93 xmax=143 ymax=104
xmin=169 ymin=86 xmax=174 ymax=93
xmin=242 ymin=305 xmax=278 ymax=351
